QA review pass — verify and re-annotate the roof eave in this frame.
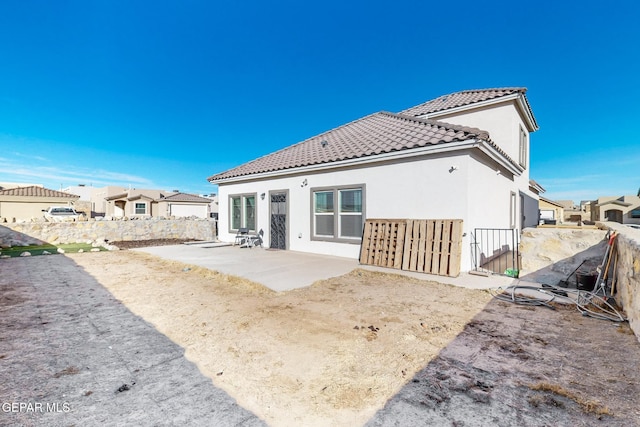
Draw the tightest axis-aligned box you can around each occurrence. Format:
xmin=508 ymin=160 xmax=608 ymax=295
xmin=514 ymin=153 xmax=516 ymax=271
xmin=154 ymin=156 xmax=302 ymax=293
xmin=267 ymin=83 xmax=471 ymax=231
xmin=210 ymin=138 xmax=515 ymax=185
xmin=476 ymin=141 xmax=523 ymax=177
xmin=529 ymin=180 xmax=546 ymax=194
xmin=516 ymin=95 xmax=539 ymax=132
xmin=540 ymin=196 xmax=564 ymax=208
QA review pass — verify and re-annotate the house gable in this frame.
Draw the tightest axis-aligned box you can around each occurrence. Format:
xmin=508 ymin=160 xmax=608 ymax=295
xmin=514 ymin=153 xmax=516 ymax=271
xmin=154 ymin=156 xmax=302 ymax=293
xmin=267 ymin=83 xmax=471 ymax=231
xmin=401 ymin=89 xmax=538 ymax=173
xmin=400 ymin=87 xmax=538 ymax=132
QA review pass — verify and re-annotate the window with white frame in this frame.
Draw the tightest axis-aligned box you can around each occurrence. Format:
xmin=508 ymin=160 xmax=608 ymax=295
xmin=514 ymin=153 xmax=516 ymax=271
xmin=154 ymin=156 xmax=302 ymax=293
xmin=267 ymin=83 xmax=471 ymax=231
xmin=509 ymin=191 xmax=517 ymax=229
xmin=135 ymin=202 xmax=147 ymax=215
xmin=229 ymin=194 xmax=256 ymax=231
xmin=312 ymin=185 xmax=364 ymax=242
xmin=519 ymin=126 xmax=528 ymax=168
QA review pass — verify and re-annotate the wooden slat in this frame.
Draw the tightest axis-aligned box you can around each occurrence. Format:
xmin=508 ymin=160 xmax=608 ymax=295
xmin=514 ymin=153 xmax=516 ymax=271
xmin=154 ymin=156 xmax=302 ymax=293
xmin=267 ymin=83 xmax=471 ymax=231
xmin=439 ymin=220 xmax=452 ymax=275
xmin=372 ymin=222 xmax=382 ymax=266
xmin=449 ymin=220 xmax=462 ymax=276
xmin=386 ymin=222 xmax=397 ymax=268
xmin=408 ymin=220 xmax=419 ymax=271
xmin=381 ymin=221 xmax=392 ymax=266
xmin=394 ymin=222 xmax=406 ymax=269
xmin=402 ymin=220 xmax=413 ymax=271
xmin=416 ymin=220 xmax=429 ymax=272
xmin=359 ymin=220 xmax=373 ymax=264
xmin=431 ymin=220 xmax=443 ymax=275
xmin=424 ymin=220 xmax=435 ymax=273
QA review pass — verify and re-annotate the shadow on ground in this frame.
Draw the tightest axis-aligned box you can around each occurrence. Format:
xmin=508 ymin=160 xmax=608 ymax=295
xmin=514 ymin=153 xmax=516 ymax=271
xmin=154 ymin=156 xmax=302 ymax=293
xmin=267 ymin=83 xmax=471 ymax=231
xmin=0 ymin=255 xmax=266 ymax=427
xmin=365 ymin=292 xmax=640 ymax=426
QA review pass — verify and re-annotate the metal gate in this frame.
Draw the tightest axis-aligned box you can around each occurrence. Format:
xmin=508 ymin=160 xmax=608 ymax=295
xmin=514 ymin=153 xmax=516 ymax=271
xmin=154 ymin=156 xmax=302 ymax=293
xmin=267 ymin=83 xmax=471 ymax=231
xmin=270 ymin=192 xmax=287 ymax=250
xmin=471 ymin=228 xmax=520 ymax=276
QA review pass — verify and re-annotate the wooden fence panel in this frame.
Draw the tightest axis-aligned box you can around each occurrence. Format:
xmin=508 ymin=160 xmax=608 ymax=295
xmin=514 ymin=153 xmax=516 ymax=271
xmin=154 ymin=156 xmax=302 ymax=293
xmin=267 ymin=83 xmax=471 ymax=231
xmin=359 ymin=218 xmax=463 ymax=277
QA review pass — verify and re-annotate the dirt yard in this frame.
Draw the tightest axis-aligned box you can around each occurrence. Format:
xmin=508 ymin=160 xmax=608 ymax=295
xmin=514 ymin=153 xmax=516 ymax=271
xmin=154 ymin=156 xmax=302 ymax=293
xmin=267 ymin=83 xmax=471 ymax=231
xmin=67 ymin=251 xmax=640 ymax=426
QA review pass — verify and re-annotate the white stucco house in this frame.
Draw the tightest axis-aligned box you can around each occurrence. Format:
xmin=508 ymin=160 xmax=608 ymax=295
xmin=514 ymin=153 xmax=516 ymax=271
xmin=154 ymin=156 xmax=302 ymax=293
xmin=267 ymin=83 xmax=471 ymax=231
xmin=156 ymin=192 xmax=214 ymax=218
xmin=208 ymin=88 xmax=540 ymax=272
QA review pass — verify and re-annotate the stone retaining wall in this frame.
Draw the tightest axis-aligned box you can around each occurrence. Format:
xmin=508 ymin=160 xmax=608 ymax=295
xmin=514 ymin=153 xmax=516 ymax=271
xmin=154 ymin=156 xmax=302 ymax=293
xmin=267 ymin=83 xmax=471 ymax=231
xmin=0 ymin=218 xmax=217 ymax=247
xmin=519 ymin=226 xmax=608 ymax=286
xmin=604 ymin=222 xmax=640 ymax=339
xmin=520 ymin=223 xmax=640 ymax=341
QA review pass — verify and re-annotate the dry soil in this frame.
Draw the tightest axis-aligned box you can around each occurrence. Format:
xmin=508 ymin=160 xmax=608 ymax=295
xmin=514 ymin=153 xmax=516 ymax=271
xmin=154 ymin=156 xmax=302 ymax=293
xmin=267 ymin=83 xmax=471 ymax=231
xmin=66 ymin=251 xmax=640 ymax=427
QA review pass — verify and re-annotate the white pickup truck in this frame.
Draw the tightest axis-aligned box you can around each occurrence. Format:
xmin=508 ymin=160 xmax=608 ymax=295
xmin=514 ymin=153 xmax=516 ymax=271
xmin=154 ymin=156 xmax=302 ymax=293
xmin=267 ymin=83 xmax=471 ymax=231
xmin=42 ymin=206 xmax=83 ymax=221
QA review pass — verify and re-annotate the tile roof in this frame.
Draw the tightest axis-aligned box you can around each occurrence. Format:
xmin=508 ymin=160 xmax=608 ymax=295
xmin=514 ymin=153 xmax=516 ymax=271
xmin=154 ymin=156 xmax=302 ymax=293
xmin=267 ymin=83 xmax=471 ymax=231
xmin=160 ymin=193 xmax=212 ymax=203
xmin=0 ymin=186 xmax=79 ymax=198
xmin=105 ymin=189 xmax=171 ymax=201
xmin=208 ymin=112 xmax=491 ymax=182
xmin=400 ymin=87 xmax=528 ymax=117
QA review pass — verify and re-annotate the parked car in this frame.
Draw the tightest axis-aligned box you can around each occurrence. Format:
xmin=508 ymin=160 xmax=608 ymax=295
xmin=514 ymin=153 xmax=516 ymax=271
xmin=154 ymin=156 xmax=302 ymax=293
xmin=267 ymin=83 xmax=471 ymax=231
xmin=42 ymin=206 xmax=83 ymax=222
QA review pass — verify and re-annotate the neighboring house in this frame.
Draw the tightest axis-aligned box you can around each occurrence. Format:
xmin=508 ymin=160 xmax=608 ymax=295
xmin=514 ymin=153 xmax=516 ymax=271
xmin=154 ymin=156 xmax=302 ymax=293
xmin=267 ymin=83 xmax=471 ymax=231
xmin=156 ymin=193 xmax=213 ymax=218
xmin=539 ymin=197 xmax=565 ymax=224
xmin=105 ymin=189 xmax=170 ymax=218
xmin=104 ymin=188 xmax=212 ymax=218
xmin=207 ymin=87 xmax=540 ymax=272
xmin=591 ymin=195 xmax=640 ymax=225
xmin=0 ymin=186 xmax=80 ymax=221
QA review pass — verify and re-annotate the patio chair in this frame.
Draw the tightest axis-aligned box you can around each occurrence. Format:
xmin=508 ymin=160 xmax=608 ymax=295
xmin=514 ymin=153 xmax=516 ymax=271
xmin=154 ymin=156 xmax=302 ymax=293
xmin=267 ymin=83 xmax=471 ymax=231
xmin=237 ymin=229 xmax=263 ymax=248
xmin=234 ymin=228 xmax=250 ymax=246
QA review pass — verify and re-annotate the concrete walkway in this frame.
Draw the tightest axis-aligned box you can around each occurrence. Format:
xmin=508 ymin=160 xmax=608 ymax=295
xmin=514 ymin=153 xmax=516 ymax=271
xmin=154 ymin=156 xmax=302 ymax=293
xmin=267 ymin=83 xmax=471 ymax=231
xmin=0 ymin=256 xmax=266 ymax=427
xmin=134 ymin=243 xmax=517 ymax=292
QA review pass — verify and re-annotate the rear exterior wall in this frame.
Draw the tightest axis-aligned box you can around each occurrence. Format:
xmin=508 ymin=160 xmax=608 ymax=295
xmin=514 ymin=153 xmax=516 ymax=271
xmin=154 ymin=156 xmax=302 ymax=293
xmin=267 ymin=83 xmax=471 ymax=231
xmin=217 ymin=150 xmax=526 ymax=272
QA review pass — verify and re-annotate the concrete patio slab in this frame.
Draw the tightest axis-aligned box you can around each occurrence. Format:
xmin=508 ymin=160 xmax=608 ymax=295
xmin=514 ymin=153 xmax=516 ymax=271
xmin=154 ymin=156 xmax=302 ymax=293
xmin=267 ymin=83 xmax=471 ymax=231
xmin=133 ymin=245 xmax=360 ymax=292
xmin=133 ymin=244 xmax=517 ymax=292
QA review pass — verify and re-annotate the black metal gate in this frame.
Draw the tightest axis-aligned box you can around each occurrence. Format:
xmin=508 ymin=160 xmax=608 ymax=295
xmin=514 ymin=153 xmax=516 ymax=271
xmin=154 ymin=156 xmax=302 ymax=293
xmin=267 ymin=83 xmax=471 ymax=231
xmin=471 ymin=228 xmax=520 ymax=276
xmin=270 ymin=192 xmax=287 ymax=250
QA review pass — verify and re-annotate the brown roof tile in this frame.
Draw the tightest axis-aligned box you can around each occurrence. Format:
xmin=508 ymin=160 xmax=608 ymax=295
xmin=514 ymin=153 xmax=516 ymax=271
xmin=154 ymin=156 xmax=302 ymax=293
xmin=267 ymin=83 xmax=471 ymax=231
xmin=208 ymin=112 xmax=491 ymax=182
xmin=0 ymin=186 xmax=79 ymax=198
xmin=400 ymin=87 xmax=528 ymax=117
xmin=160 ymin=193 xmax=212 ymax=203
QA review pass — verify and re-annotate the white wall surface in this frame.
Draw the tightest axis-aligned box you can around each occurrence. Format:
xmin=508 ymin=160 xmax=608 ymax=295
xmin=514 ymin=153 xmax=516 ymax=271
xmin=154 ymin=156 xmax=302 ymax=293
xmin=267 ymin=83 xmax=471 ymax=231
xmin=170 ymin=204 xmax=209 ymax=218
xmin=429 ymin=101 xmax=529 ymax=169
xmin=218 ymin=149 xmax=526 ymax=271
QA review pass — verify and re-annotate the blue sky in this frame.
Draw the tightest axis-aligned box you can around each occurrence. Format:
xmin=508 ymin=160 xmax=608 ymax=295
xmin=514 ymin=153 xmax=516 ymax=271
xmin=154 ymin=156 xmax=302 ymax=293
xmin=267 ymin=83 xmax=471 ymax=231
xmin=1 ymin=1 xmax=638 ymax=202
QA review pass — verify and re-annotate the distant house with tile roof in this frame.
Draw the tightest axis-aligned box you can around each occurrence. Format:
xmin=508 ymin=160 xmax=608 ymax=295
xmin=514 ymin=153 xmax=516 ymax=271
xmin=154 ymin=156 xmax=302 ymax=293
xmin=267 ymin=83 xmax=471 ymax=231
xmin=104 ymin=188 xmax=212 ymax=219
xmin=156 ymin=192 xmax=214 ymax=218
xmin=0 ymin=185 xmax=80 ymax=222
xmin=208 ymin=88 xmax=541 ymax=273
